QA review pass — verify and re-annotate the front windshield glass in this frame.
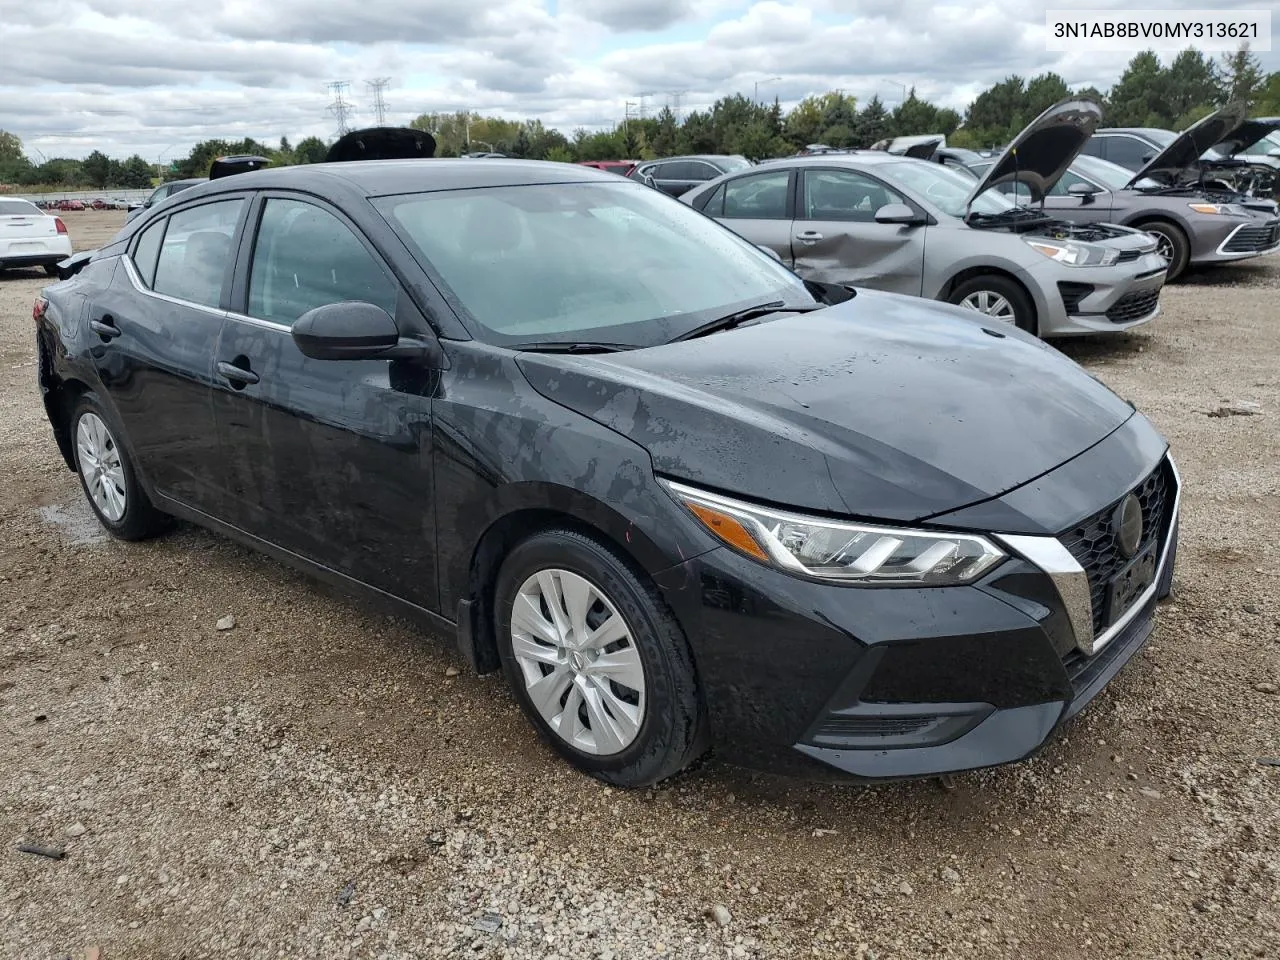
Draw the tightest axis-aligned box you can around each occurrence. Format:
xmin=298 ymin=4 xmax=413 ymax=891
xmin=375 ymin=180 xmax=812 ymax=347
xmin=875 ymin=159 xmax=1015 ymax=218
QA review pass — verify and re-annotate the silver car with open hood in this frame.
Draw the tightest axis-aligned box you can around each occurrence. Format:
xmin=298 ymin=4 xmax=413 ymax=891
xmin=682 ymin=98 xmax=1168 ymax=337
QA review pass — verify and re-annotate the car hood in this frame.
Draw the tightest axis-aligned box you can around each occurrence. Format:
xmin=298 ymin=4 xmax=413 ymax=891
xmin=965 ymin=97 xmax=1102 ymax=211
xmin=325 ymin=126 xmax=437 ymax=162
xmin=516 ymin=291 xmax=1135 ymax=523
xmin=1126 ymin=103 xmax=1248 ymax=186
xmin=1211 ymin=117 xmax=1280 ymax=158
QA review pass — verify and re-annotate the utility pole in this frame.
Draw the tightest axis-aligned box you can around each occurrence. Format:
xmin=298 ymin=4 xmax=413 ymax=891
xmin=327 ymin=80 xmax=354 ymax=136
xmin=882 ymin=80 xmax=908 ymax=104
xmin=365 ymin=78 xmax=391 ymax=126
xmin=754 ymin=77 xmax=782 ymax=104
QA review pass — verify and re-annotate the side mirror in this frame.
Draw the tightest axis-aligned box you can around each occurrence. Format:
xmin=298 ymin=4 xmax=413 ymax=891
xmin=1268 ymin=148 xmax=1280 ymax=159
xmin=292 ymin=302 xmax=433 ymax=362
xmin=755 ymin=244 xmax=783 ymax=263
xmin=1067 ymin=181 xmax=1101 ymax=203
xmin=873 ymin=202 xmax=923 ymax=225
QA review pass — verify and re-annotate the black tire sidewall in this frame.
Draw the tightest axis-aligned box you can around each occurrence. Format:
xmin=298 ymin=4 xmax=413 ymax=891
xmin=70 ymin=393 xmax=158 ymax=540
xmin=948 ymin=275 xmax=1036 ymax=334
xmin=494 ymin=529 xmax=700 ymax=786
xmin=1142 ymin=221 xmax=1189 ymax=280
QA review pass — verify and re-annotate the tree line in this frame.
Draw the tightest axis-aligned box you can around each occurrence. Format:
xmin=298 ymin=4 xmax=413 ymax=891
xmin=2 ymin=45 xmax=1277 ymax=192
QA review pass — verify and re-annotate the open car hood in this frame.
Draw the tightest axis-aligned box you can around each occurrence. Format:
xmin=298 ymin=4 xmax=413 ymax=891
xmin=1211 ymin=117 xmax=1280 ymax=158
xmin=964 ymin=97 xmax=1101 ymax=212
xmin=325 ymin=127 xmax=437 ymax=162
xmin=1125 ymin=103 xmax=1248 ymax=187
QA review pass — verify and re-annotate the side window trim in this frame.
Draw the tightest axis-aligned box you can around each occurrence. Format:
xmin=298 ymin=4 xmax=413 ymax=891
xmin=125 ymin=194 xmax=250 ymax=312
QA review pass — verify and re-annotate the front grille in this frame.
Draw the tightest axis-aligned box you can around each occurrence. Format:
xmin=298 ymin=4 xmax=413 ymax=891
xmin=1058 ymin=281 xmax=1094 ymax=314
xmin=815 ymin=715 xmax=938 ymax=739
xmin=1106 ymin=288 xmax=1160 ymax=324
xmin=1222 ymin=220 xmax=1280 ymax=254
xmin=1059 ymin=460 xmax=1173 ymax=637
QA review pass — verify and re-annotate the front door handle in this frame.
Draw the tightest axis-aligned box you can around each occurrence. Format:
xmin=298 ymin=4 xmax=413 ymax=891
xmin=217 ymin=360 xmax=260 ymax=386
xmin=89 ymin=316 xmax=120 ymax=340
xmin=795 ymin=231 xmax=823 ymax=244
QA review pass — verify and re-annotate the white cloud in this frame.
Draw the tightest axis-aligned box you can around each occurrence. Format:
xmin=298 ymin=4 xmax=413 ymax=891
xmin=0 ymin=0 xmax=1274 ymax=160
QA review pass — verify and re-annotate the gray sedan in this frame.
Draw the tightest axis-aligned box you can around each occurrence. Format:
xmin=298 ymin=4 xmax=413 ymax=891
xmin=680 ymin=99 xmax=1167 ymax=337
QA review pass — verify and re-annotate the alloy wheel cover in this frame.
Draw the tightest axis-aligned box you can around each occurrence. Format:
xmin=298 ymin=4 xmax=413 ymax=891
xmin=76 ymin=412 xmax=127 ymax=522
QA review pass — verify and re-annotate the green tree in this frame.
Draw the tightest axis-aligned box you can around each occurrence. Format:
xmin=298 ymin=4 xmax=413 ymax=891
xmin=81 ymin=149 xmax=114 ymax=188
xmin=118 ymin=155 xmax=155 ymax=188
xmin=964 ymin=76 xmax=1027 ymax=144
xmin=0 ymin=129 xmax=31 ymax=183
xmin=853 ymin=96 xmax=890 ymax=147
xmin=1219 ymin=43 xmax=1265 ymax=105
xmin=784 ymin=95 xmax=827 ymax=148
xmin=294 ymin=136 xmax=329 ymax=163
xmin=1254 ymin=72 xmax=1280 ymax=115
xmin=650 ymin=106 xmax=679 ymax=157
xmin=1025 ymin=72 xmax=1071 ymax=119
xmin=1107 ymin=51 xmax=1166 ymax=126
xmin=1164 ymin=49 xmax=1220 ymax=119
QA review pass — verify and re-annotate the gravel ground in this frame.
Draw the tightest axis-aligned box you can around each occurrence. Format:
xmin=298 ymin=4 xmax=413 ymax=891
xmin=1 ymin=211 xmax=1277 ymax=960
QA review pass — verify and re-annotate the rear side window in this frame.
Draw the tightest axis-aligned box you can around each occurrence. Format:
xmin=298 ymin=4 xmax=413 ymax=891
xmin=247 ymin=198 xmax=397 ymax=326
xmin=152 ymin=199 xmax=244 ymax=309
xmin=132 ymin=218 xmax=166 ymax=288
xmin=1102 ymin=136 xmax=1151 ymax=170
xmin=724 ymin=170 xmax=791 ymax=219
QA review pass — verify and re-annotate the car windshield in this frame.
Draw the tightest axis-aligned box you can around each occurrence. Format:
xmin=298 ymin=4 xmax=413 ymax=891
xmin=375 ymin=180 xmax=814 ymax=348
xmin=874 ymin=159 xmax=1015 ymax=218
xmin=720 ymin=156 xmax=753 ymax=172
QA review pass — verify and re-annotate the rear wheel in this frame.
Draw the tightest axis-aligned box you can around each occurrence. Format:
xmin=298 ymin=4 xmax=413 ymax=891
xmin=1140 ymin=220 xmax=1189 ymax=280
xmin=494 ymin=528 xmax=706 ymax=787
xmin=70 ymin=393 xmax=170 ymax=541
xmin=947 ymin=274 xmax=1036 ymax=334
xmin=43 ymin=264 xmax=59 ymax=277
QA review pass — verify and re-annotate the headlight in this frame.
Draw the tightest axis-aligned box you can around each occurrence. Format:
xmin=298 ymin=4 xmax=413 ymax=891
xmin=1187 ymin=202 xmax=1240 ymax=216
xmin=1024 ymin=238 xmax=1118 ymax=267
xmin=664 ymin=480 xmax=1005 ymax=586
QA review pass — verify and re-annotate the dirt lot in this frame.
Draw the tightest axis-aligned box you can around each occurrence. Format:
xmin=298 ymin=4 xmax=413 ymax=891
xmin=1 ymin=210 xmax=1277 ymax=960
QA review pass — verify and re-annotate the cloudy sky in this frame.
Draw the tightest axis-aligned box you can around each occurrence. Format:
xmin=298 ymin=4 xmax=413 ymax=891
xmin=2 ymin=0 xmax=1275 ymax=160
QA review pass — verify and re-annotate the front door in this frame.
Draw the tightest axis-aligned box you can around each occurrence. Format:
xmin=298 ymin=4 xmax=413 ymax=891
xmin=211 ymin=195 xmax=439 ymax=610
xmin=791 ymin=168 xmax=926 ymax=294
xmin=88 ymin=197 xmax=246 ymax=510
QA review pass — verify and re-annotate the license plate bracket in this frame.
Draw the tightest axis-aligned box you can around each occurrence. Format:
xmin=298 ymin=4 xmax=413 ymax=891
xmin=1104 ymin=542 xmax=1158 ymax=626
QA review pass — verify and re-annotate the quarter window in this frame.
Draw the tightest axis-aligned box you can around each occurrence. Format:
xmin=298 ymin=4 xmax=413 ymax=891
xmin=723 ymin=171 xmax=790 ymax=219
xmin=801 ymin=170 xmax=905 ymax=222
xmin=131 ymin=218 xmax=166 ymax=288
xmin=151 ymin=199 xmax=244 ymax=308
xmin=247 ymin=198 xmax=397 ymax=326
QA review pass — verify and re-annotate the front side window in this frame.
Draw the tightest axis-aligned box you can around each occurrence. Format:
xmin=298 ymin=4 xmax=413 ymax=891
xmin=1103 ymin=136 xmax=1152 ymax=170
xmin=801 ymin=169 xmax=905 ymax=221
xmin=152 ymin=199 xmax=244 ymax=308
xmin=723 ymin=170 xmax=790 ymax=219
xmin=376 ymin=180 xmax=811 ymax=348
xmin=248 ymin=198 xmax=397 ymax=326
xmin=876 ymin=160 xmax=1014 ymax=218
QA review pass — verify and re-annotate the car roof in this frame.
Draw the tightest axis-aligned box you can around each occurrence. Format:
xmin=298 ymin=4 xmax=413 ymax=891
xmin=748 ymin=153 xmax=908 ymax=168
xmin=168 ymin=158 xmax=620 ymax=201
xmin=1094 ymin=128 xmax=1170 ymax=138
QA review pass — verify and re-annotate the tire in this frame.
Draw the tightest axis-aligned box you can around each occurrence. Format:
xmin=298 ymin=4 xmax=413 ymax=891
xmin=1139 ymin=221 xmax=1190 ymax=281
xmin=947 ymin=274 xmax=1036 ymax=334
xmin=43 ymin=264 xmax=59 ymax=278
xmin=69 ymin=392 xmax=170 ymax=541
xmin=494 ymin=528 xmax=706 ymax=787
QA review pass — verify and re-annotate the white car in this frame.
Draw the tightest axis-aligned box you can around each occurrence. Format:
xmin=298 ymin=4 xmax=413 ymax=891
xmin=0 ymin=199 xmax=73 ymax=275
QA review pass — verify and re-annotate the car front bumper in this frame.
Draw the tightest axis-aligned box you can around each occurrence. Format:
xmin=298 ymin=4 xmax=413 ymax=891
xmin=652 ymin=422 xmax=1180 ymax=782
xmin=1019 ymin=254 xmax=1168 ymax=337
xmin=1189 ymin=216 xmax=1280 ymax=264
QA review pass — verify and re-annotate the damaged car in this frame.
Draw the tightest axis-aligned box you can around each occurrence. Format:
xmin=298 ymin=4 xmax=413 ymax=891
xmin=986 ymin=106 xmax=1280 ymax=279
xmin=34 ymin=151 xmax=1179 ymax=787
xmin=681 ymin=98 xmax=1168 ymax=336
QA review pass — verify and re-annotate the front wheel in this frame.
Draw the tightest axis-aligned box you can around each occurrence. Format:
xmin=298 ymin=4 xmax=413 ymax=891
xmin=70 ymin=393 xmax=170 ymax=541
xmin=947 ymin=274 xmax=1036 ymax=334
xmin=494 ymin=529 xmax=706 ymax=787
xmin=1140 ymin=221 xmax=1190 ymax=281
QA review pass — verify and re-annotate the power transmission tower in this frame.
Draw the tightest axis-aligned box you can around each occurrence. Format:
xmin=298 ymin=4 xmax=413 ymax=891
xmin=366 ymin=78 xmax=391 ymax=126
xmin=624 ymin=101 xmax=638 ymax=135
xmin=327 ymin=80 xmax=354 ymax=136
xmin=637 ymin=91 xmax=657 ymax=119
xmin=668 ymin=89 xmax=688 ymax=124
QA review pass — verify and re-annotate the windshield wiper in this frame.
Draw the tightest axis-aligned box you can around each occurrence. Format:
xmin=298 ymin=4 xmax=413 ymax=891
xmin=668 ymin=301 xmax=821 ymax=343
xmin=510 ymin=341 xmax=634 ymax=354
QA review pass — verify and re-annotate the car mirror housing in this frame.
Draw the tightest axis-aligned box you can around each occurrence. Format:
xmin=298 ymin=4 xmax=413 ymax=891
xmin=873 ymin=203 xmax=924 ymax=225
xmin=292 ymin=302 xmax=437 ymax=363
xmin=1067 ymin=181 xmax=1101 ymax=203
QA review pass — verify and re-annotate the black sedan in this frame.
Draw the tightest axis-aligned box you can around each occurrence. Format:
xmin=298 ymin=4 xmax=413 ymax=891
xmin=34 ymin=159 xmax=1180 ymax=787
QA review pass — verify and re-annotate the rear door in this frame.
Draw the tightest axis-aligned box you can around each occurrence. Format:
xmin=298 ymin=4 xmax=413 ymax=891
xmin=702 ymin=168 xmax=796 ymax=263
xmin=212 ymin=193 xmax=440 ymax=609
xmin=792 ymin=167 xmax=926 ymax=294
xmin=88 ymin=196 xmax=247 ymax=511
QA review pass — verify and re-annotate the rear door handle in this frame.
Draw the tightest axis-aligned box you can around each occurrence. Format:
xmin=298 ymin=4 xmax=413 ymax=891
xmin=795 ymin=231 xmax=823 ymax=244
xmin=89 ymin=316 xmax=120 ymax=340
xmin=217 ymin=361 xmax=260 ymax=386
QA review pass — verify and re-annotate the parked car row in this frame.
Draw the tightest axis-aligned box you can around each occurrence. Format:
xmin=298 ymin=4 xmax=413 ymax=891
xmin=0 ymin=197 xmax=73 ymax=274
xmin=37 ymin=128 xmax=1183 ymax=789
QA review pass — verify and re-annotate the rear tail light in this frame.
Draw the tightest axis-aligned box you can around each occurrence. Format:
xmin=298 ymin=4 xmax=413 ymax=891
xmin=55 ymin=218 xmax=68 ymax=234
xmin=33 ymin=297 xmax=49 ymax=323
